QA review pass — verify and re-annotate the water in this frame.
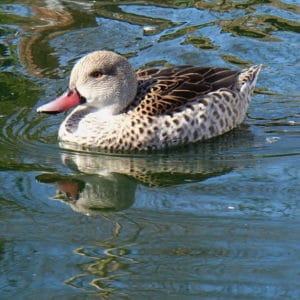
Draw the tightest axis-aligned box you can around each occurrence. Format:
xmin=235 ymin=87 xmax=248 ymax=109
xmin=0 ymin=0 xmax=300 ymax=298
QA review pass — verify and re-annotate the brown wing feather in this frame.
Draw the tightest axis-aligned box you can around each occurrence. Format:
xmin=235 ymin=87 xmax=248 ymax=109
xmin=130 ymin=66 xmax=240 ymax=116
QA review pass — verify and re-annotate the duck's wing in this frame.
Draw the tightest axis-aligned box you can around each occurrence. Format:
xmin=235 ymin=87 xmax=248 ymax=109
xmin=130 ymin=66 xmax=240 ymax=116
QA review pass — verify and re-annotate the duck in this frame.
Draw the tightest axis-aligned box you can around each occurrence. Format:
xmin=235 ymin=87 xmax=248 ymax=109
xmin=37 ymin=50 xmax=262 ymax=151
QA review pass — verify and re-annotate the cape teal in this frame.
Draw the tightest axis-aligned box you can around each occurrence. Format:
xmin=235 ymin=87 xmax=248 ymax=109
xmin=37 ymin=50 xmax=262 ymax=151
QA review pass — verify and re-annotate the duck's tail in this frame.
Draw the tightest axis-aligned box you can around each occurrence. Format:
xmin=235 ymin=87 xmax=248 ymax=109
xmin=238 ymin=65 xmax=262 ymax=94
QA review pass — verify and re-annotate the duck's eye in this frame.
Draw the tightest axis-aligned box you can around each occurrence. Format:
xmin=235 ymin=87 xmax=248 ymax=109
xmin=90 ymin=70 xmax=103 ymax=78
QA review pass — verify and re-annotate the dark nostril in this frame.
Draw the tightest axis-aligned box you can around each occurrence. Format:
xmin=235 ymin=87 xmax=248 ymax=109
xmin=79 ymin=95 xmax=87 ymax=104
xmin=67 ymin=89 xmax=74 ymax=97
xmin=74 ymin=88 xmax=86 ymax=104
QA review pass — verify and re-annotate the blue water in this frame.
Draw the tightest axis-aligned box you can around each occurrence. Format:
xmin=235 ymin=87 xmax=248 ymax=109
xmin=0 ymin=0 xmax=300 ymax=298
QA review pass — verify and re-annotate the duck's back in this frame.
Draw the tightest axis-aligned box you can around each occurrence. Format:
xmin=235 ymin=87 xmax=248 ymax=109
xmin=118 ymin=65 xmax=261 ymax=150
xmin=128 ymin=66 xmax=240 ymax=116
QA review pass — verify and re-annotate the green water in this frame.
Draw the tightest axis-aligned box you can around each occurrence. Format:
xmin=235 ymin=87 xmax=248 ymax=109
xmin=0 ymin=0 xmax=300 ymax=298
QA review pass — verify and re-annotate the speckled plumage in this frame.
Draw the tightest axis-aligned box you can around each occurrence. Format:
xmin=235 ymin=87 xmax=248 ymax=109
xmin=40 ymin=51 xmax=262 ymax=151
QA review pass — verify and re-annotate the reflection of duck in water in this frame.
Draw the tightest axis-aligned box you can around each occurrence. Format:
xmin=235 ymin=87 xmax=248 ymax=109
xmin=36 ymin=126 xmax=255 ymax=215
xmin=36 ymin=173 xmax=136 ymax=214
xmin=37 ymin=50 xmax=261 ymax=151
xmin=36 ymin=163 xmax=229 ymax=215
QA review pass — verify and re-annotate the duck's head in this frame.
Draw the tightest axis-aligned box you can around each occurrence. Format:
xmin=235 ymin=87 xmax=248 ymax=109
xmin=37 ymin=50 xmax=138 ymax=115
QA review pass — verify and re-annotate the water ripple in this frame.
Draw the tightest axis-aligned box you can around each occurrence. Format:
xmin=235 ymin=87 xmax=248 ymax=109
xmin=62 ymin=212 xmax=300 ymax=298
xmin=1 ymin=1 xmax=300 ymax=299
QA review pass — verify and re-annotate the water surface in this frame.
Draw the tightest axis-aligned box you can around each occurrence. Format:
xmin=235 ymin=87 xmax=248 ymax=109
xmin=0 ymin=0 xmax=300 ymax=298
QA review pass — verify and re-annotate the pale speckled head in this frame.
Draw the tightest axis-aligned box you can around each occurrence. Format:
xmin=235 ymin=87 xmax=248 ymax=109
xmin=69 ymin=50 xmax=138 ymax=114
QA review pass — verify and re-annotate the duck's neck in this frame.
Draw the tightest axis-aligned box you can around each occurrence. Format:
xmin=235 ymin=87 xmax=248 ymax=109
xmin=77 ymin=103 xmax=123 ymax=120
xmin=94 ymin=105 xmax=118 ymax=120
xmin=59 ymin=104 xmax=124 ymax=144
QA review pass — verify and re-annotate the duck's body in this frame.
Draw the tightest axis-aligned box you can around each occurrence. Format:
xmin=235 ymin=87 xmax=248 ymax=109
xmin=37 ymin=51 xmax=261 ymax=151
